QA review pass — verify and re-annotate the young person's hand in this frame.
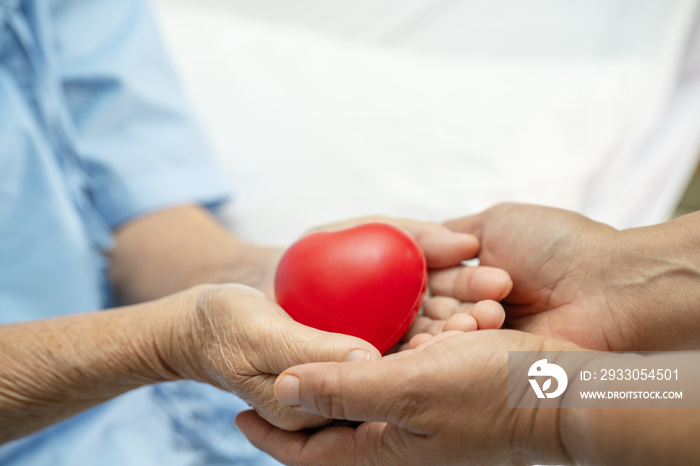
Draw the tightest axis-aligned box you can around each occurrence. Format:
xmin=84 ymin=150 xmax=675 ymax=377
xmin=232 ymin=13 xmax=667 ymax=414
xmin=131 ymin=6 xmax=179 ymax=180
xmin=445 ymin=203 xmax=700 ymax=350
xmin=235 ymin=330 xmax=576 ymax=466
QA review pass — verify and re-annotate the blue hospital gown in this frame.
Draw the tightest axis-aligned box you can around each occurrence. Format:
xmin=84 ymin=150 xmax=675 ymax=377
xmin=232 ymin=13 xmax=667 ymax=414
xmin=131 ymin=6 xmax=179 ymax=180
xmin=0 ymin=0 xmax=279 ymax=464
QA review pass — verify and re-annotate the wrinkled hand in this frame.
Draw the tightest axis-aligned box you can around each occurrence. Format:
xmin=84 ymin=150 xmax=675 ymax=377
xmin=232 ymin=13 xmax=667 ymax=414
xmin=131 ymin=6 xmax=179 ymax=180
xmin=165 ymin=284 xmax=382 ymax=431
xmin=444 ymin=203 xmax=638 ymax=350
xmin=234 ymin=330 xmax=577 ymax=466
xmin=306 ymin=217 xmax=513 ymax=344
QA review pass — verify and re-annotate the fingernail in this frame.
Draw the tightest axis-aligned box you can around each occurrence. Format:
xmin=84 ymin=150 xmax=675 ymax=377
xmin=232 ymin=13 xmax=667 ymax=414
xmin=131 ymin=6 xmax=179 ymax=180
xmin=275 ymin=374 xmax=300 ymax=406
xmin=347 ymin=349 xmax=371 ymax=361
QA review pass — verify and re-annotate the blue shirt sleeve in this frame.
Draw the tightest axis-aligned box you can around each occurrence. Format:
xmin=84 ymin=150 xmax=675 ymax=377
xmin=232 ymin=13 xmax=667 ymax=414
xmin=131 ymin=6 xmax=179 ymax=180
xmin=50 ymin=0 xmax=231 ymax=228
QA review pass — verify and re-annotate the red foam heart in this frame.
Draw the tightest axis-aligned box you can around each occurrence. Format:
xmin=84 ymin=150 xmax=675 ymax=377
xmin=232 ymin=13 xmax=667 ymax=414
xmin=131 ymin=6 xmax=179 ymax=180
xmin=275 ymin=222 xmax=427 ymax=354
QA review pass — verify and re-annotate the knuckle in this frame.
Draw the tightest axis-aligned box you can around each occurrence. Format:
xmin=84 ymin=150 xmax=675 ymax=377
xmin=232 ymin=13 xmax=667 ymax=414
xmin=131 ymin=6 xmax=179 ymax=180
xmin=313 ymin=365 xmax=347 ymax=419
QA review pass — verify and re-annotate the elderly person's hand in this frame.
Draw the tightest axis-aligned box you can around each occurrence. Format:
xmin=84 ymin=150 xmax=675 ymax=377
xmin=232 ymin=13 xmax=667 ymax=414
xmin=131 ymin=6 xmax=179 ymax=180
xmin=0 ymin=283 xmax=380 ymax=443
xmin=172 ymin=284 xmax=388 ymax=431
xmin=234 ymin=330 xmax=578 ymax=466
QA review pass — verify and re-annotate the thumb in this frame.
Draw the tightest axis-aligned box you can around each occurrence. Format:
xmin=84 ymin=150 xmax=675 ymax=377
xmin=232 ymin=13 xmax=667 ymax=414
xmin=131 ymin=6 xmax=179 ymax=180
xmin=308 ymin=216 xmax=479 ymax=269
xmin=231 ymin=284 xmax=383 ymax=374
xmin=257 ymin=315 xmax=383 ymax=374
xmin=273 ymin=357 xmax=420 ymax=426
xmin=443 ymin=210 xmax=488 ymax=240
xmin=444 ymin=203 xmax=528 ymax=239
xmin=395 ymin=220 xmax=479 ymax=269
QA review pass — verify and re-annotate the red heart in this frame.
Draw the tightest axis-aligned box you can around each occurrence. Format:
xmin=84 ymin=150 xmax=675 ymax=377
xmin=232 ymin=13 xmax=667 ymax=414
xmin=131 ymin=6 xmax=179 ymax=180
xmin=275 ymin=222 xmax=427 ymax=354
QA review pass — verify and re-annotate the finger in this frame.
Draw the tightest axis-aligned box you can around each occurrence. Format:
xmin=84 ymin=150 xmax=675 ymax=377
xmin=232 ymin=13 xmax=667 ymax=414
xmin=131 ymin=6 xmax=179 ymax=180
xmin=423 ymin=296 xmax=463 ymax=320
xmin=415 ymin=229 xmax=479 ymax=269
xmin=274 ymin=358 xmax=423 ymax=426
xmin=236 ymin=410 xmax=398 ymax=466
xmin=396 ymin=221 xmax=479 ymax=269
xmin=396 ymin=341 xmax=412 ymax=352
xmin=406 ymin=333 xmax=432 ymax=349
xmin=443 ymin=211 xmax=489 ymax=239
xmin=242 ymin=372 xmax=334 ymax=432
xmin=444 ymin=204 xmax=527 ymax=240
xmin=469 ymin=299 xmax=506 ymax=329
xmin=402 ymin=315 xmax=447 ymax=340
xmin=260 ymin=319 xmax=383 ymax=374
xmin=423 ymin=296 xmax=504 ymax=330
xmin=235 ymin=410 xmax=339 ymax=464
xmin=442 ymin=313 xmax=478 ymax=332
xmin=429 ymin=266 xmax=512 ymax=302
xmin=405 ymin=300 xmax=501 ymax=340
